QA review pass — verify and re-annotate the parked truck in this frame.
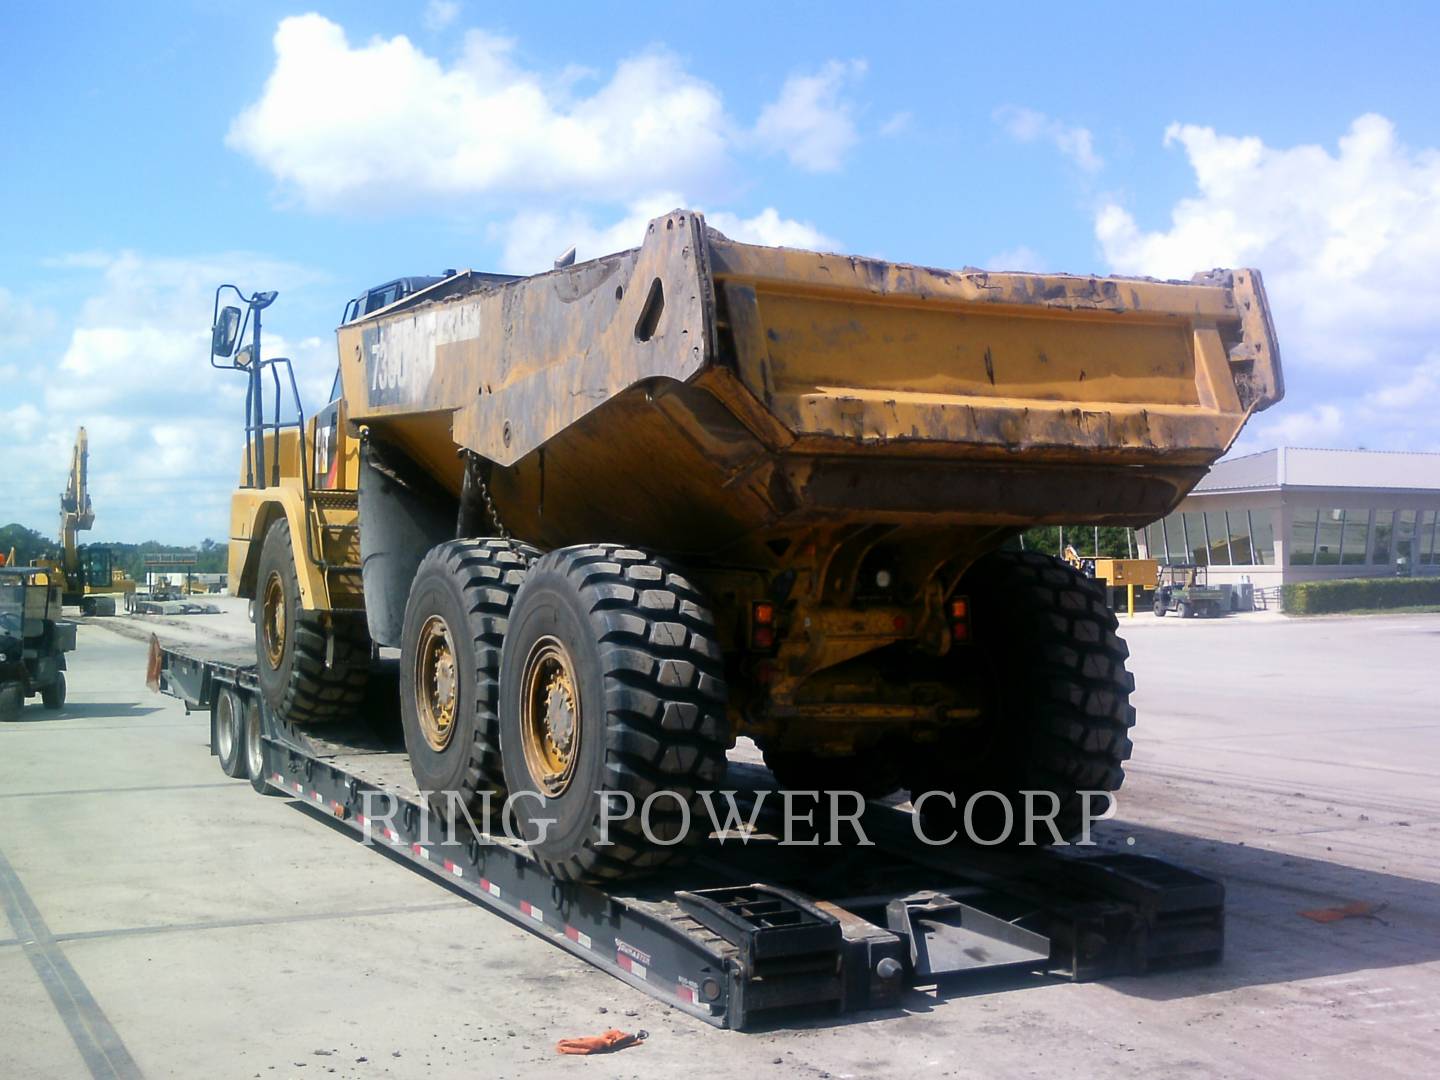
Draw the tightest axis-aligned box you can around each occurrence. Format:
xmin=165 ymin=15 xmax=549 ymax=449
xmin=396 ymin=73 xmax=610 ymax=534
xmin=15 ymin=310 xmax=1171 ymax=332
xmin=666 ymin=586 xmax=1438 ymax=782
xmin=210 ymin=210 xmax=1281 ymax=883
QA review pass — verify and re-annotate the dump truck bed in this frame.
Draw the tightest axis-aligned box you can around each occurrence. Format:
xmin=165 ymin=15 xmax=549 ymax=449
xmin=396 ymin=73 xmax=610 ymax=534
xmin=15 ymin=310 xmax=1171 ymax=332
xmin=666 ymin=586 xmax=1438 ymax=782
xmin=338 ymin=210 xmax=1281 ymax=557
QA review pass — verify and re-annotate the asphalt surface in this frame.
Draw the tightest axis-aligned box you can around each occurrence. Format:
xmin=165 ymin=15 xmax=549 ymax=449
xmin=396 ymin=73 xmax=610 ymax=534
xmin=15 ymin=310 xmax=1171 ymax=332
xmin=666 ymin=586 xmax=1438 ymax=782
xmin=1 ymin=605 xmax=1437 ymax=1078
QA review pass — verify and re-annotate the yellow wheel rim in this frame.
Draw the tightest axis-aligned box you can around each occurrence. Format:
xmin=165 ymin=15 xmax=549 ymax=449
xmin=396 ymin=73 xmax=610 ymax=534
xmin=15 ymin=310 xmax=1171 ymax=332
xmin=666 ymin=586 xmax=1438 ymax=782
xmin=261 ymin=572 xmax=287 ymax=670
xmin=519 ymin=636 xmax=581 ymax=798
xmin=414 ymin=615 xmax=459 ymax=752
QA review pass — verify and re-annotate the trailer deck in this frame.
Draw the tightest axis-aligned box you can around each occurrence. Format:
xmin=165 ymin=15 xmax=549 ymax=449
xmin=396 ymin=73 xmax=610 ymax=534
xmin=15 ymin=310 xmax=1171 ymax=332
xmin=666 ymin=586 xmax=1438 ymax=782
xmin=148 ymin=639 xmax=1224 ymax=1030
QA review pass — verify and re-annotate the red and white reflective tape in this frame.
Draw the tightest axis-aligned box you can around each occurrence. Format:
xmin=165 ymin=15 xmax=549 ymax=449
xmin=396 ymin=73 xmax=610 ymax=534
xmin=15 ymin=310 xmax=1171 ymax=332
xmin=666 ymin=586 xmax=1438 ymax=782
xmin=616 ymin=953 xmax=648 ymax=981
xmin=519 ymin=900 xmax=544 ymax=924
xmin=564 ymin=925 xmax=592 ymax=949
xmin=292 ymin=781 xmax=305 ymax=795
xmin=479 ymin=878 xmax=501 ymax=898
xmin=411 ymin=843 xmax=430 ymax=861
xmin=310 ymin=790 xmax=326 ymax=806
xmin=676 ymin=983 xmax=697 ymax=1004
xmin=442 ymin=859 xmax=464 ymax=879
xmin=354 ymin=812 xmax=368 ymax=829
xmin=270 ymin=772 xmax=284 ymax=787
xmin=381 ymin=826 xmax=401 ymax=844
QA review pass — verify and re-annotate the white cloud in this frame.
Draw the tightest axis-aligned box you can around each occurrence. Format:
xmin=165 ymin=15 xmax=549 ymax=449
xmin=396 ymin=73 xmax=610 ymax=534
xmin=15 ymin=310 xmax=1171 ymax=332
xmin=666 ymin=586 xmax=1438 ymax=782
xmin=879 ymin=111 xmax=912 ymax=138
xmin=1096 ymin=115 xmax=1440 ymax=452
xmin=985 ymin=245 xmax=1048 ymax=272
xmin=2 ymin=252 xmax=334 ymax=543
xmin=494 ymin=194 xmax=839 ymax=275
xmin=423 ymin=0 xmax=460 ymax=31
xmin=0 ymin=286 xmax=57 ymax=347
xmin=753 ymin=60 xmax=867 ymax=172
xmin=994 ymin=106 xmax=1102 ymax=173
xmin=227 ymin=15 xmax=733 ymax=208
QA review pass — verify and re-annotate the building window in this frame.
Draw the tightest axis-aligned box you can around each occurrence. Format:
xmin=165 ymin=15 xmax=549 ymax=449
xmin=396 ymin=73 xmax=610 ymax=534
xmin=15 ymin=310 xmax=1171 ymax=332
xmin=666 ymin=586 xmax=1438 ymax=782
xmin=1184 ymin=511 xmax=1209 ymax=565
xmin=1290 ymin=508 xmax=1319 ymax=566
xmin=1373 ymin=511 xmax=1394 ymax=566
xmin=1419 ymin=511 xmax=1437 ymax=565
xmin=1395 ymin=510 xmax=1418 ymax=572
xmin=1250 ymin=510 xmax=1276 ymax=565
xmin=1340 ymin=509 xmax=1369 ymax=565
xmin=1205 ymin=510 xmax=1231 ymax=564
xmin=1315 ymin=509 xmax=1343 ymax=565
xmin=1226 ymin=511 xmax=1254 ymax=565
xmin=1162 ymin=513 xmax=1186 ymax=565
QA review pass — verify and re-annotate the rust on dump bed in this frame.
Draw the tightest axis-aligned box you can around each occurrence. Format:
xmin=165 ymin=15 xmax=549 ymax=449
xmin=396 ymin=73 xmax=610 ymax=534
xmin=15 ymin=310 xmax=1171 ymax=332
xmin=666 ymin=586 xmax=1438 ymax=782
xmin=335 ymin=209 xmax=1280 ymax=561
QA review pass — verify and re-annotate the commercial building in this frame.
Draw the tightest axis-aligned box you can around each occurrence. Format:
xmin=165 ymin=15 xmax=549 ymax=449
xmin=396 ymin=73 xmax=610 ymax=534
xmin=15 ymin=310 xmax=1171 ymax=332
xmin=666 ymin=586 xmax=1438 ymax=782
xmin=1136 ymin=448 xmax=1440 ymax=587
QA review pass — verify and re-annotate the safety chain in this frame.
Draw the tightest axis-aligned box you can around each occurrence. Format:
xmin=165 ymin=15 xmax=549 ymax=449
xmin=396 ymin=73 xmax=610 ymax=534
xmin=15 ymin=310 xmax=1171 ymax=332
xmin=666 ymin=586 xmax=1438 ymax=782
xmin=464 ymin=451 xmax=509 ymax=540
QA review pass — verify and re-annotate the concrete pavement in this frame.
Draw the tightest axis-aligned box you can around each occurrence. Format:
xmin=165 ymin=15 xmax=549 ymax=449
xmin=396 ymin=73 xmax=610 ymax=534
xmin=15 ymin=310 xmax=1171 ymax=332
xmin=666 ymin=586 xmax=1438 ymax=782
xmin=1 ymin=611 xmax=1437 ymax=1078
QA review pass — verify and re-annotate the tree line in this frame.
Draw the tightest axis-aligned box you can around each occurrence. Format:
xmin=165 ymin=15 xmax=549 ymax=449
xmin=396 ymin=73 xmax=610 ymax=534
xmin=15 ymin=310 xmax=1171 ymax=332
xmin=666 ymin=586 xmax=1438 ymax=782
xmin=0 ymin=523 xmax=228 ymax=578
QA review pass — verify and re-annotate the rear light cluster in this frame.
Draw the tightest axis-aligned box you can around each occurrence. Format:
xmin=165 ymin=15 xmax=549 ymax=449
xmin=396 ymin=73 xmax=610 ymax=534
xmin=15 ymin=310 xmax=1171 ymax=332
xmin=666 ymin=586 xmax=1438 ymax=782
xmin=949 ymin=596 xmax=970 ymax=643
xmin=751 ymin=601 xmax=777 ymax=651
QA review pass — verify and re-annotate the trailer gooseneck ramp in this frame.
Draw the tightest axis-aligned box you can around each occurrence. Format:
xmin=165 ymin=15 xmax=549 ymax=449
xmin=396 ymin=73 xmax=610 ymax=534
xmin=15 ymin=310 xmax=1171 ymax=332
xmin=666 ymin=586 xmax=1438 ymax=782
xmin=151 ymin=640 xmax=1224 ymax=1030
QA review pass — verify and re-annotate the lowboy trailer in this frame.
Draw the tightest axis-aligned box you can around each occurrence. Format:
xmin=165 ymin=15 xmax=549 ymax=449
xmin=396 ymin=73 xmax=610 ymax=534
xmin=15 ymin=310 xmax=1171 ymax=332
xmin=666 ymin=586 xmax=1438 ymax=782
xmin=149 ymin=638 xmax=1224 ymax=1030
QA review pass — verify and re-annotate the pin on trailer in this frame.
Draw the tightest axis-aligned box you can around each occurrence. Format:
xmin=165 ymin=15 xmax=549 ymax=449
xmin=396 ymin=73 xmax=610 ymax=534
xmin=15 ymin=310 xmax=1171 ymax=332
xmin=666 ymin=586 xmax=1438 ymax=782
xmin=150 ymin=639 xmax=1224 ymax=1030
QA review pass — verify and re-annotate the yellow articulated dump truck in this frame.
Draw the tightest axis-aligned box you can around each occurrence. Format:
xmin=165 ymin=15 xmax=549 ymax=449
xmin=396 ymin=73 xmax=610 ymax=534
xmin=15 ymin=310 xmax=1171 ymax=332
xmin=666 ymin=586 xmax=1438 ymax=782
xmin=210 ymin=210 xmax=1281 ymax=882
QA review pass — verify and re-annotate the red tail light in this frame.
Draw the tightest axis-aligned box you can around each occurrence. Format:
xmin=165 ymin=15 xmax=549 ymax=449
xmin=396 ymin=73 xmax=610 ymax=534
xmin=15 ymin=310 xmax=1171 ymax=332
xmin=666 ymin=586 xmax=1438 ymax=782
xmin=949 ymin=595 xmax=971 ymax=643
xmin=752 ymin=601 xmax=777 ymax=651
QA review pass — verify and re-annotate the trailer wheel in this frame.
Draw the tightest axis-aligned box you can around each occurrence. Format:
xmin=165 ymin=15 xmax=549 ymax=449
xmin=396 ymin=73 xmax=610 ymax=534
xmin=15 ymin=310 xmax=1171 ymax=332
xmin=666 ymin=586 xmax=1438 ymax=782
xmin=908 ymin=551 xmax=1134 ymax=845
xmin=762 ymin=748 xmax=902 ymax=800
xmin=243 ymin=696 xmax=282 ymax=795
xmin=214 ymin=686 xmax=247 ymax=778
xmin=254 ymin=518 xmax=370 ymax=725
xmin=399 ymin=539 xmax=539 ymax=816
xmin=498 ymin=545 xmax=729 ymax=883
xmin=0 ymin=684 xmax=21 ymax=721
xmin=40 ymin=672 xmax=65 ymax=710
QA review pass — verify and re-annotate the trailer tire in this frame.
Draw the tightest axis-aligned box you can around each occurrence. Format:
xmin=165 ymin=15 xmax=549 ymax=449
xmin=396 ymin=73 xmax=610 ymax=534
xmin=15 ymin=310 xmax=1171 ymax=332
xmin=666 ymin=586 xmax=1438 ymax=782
xmin=41 ymin=672 xmax=65 ymax=710
xmin=498 ymin=545 xmax=729 ymax=883
xmin=399 ymin=539 xmax=538 ymax=817
xmin=254 ymin=518 xmax=370 ymax=726
xmin=214 ymin=686 xmax=247 ymax=778
xmin=243 ymin=696 xmax=282 ymax=795
xmin=908 ymin=551 xmax=1134 ymax=845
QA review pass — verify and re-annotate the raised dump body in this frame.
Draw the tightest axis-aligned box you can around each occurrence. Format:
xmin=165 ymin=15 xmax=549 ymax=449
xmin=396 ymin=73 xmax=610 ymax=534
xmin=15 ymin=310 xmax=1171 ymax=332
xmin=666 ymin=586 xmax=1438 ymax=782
xmin=338 ymin=210 xmax=1279 ymax=561
xmin=215 ymin=210 xmax=1281 ymax=884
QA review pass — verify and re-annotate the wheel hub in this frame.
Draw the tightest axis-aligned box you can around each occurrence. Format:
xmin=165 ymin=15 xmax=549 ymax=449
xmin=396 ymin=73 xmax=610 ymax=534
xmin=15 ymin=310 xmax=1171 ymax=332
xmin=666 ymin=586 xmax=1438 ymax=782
xmin=261 ymin=572 xmax=286 ymax=669
xmin=520 ymin=638 xmax=581 ymax=798
xmin=414 ymin=615 xmax=459 ymax=752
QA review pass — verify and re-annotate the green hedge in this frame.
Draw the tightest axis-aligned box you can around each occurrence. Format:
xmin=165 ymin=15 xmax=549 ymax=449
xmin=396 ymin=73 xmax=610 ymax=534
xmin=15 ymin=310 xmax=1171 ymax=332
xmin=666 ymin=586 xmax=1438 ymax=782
xmin=1282 ymin=576 xmax=1440 ymax=614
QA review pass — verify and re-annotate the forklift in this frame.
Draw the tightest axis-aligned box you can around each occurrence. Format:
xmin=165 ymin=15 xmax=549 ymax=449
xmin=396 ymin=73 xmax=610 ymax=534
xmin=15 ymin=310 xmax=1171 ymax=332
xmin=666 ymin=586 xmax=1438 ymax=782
xmin=0 ymin=566 xmax=76 ymax=719
xmin=1152 ymin=564 xmax=1228 ymax=618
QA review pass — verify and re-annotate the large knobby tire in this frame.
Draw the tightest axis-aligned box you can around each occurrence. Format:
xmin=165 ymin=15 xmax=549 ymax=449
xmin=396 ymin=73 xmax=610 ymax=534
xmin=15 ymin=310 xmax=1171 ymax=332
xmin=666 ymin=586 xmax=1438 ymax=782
xmin=41 ymin=671 xmax=66 ymax=710
xmin=254 ymin=518 xmax=370 ymax=725
xmin=399 ymin=539 xmax=538 ymax=817
xmin=909 ymin=551 xmax=1135 ymax=845
xmin=498 ymin=545 xmax=729 ymax=883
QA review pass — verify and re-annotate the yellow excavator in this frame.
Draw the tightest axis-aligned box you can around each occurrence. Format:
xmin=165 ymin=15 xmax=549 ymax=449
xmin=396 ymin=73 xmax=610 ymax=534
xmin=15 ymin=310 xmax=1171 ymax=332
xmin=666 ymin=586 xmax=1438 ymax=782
xmin=47 ymin=428 xmax=133 ymax=615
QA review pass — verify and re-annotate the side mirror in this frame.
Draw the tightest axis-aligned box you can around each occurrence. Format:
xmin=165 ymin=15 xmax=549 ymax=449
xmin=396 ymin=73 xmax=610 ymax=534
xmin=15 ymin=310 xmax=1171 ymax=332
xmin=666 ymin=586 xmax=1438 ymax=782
xmin=212 ymin=306 xmax=242 ymax=358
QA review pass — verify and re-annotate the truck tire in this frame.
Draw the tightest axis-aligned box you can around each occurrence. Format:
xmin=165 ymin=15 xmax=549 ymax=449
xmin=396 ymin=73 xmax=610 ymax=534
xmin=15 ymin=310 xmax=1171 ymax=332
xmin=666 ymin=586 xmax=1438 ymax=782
xmin=41 ymin=672 xmax=65 ymax=710
xmin=214 ymin=686 xmax=247 ymax=778
xmin=498 ymin=545 xmax=729 ymax=883
xmin=908 ymin=551 xmax=1134 ymax=845
xmin=399 ymin=539 xmax=539 ymax=815
xmin=254 ymin=518 xmax=370 ymax=725
xmin=0 ymin=683 xmax=21 ymax=721
xmin=762 ymin=748 xmax=902 ymax=800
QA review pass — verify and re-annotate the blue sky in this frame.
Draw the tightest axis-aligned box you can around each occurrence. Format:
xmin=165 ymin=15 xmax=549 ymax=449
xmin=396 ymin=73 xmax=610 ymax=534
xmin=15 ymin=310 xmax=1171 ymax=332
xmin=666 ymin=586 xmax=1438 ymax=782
xmin=3 ymin=1 xmax=1439 ymax=543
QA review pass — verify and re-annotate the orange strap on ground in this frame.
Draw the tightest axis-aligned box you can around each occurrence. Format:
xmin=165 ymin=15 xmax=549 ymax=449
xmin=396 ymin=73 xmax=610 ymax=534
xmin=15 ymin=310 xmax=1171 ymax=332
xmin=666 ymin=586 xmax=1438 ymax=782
xmin=555 ymin=1028 xmax=647 ymax=1055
